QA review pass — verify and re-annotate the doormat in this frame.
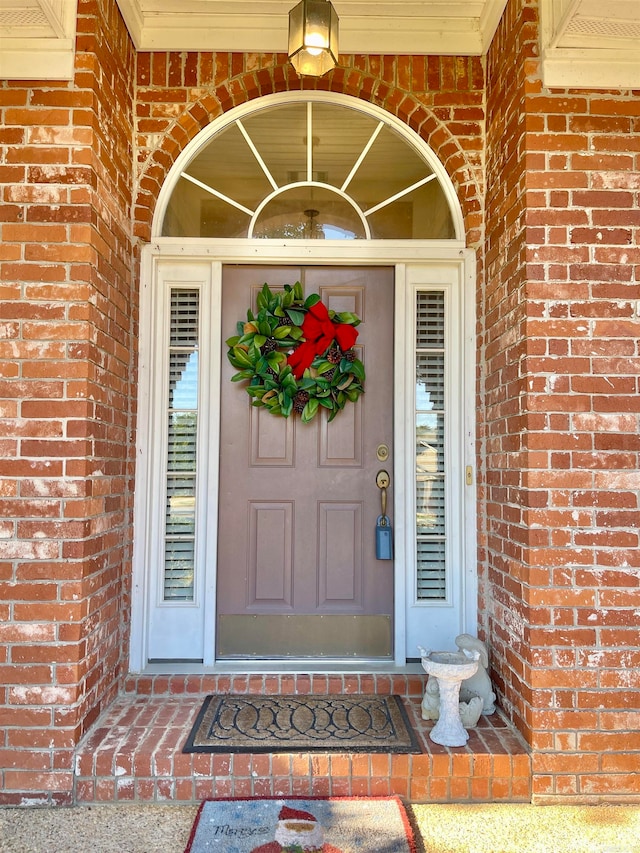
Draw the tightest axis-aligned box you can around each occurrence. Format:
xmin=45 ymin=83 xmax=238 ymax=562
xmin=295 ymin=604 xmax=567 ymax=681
xmin=182 ymin=694 xmax=421 ymax=753
xmin=184 ymin=797 xmax=417 ymax=853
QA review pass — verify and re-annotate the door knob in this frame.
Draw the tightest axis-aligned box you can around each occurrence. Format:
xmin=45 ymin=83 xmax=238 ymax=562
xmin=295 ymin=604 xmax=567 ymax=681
xmin=376 ymin=470 xmax=390 ymax=518
xmin=376 ymin=470 xmax=390 ymax=489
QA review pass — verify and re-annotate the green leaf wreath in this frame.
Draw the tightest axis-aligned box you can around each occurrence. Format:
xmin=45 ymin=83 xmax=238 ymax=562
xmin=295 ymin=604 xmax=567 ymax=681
xmin=226 ymin=281 xmax=365 ymax=423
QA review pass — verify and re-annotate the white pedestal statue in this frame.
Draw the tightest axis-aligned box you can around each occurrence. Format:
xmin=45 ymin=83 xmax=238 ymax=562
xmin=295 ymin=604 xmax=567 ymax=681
xmin=419 ymin=648 xmax=480 ymax=747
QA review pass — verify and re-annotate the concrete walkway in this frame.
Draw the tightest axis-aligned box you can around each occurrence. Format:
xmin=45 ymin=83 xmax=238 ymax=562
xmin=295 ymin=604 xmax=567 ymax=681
xmin=1 ymin=802 xmax=639 ymax=852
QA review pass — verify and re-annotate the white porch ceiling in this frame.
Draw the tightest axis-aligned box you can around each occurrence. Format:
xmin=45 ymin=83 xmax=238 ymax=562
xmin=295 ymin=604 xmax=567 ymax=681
xmin=0 ymin=0 xmax=639 ymax=87
xmin=114 ymin=0 xmax=509 ymax=55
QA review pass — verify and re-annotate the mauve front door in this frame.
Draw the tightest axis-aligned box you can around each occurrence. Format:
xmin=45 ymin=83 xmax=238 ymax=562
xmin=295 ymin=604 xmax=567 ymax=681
xmin=217 ymin=266 xmax=394 ymax=659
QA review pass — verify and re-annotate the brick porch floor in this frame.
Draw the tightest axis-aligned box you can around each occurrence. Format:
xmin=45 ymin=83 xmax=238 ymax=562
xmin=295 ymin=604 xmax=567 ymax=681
xmin=73 ymin=672 xmax=531 ymax=804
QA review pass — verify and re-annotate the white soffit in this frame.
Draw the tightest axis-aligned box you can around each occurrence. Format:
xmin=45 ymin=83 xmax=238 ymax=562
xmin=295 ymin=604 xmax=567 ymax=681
xmin=115 ymin=0 xmax=508 ymax=55
xmin=2 ymin=0 xmax=639 ymax=88
xmin=539 ymin=0 xmax=640 ymax=88
xmin=0 ymin=0 xmax=78 ymax=78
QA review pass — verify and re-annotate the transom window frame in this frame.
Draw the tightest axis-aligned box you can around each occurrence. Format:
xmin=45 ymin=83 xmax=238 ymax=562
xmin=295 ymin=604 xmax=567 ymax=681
xmin=131 ymin=93 xmax=477 ymax=671
xmin=152 ymin=92 xmax=465 ymax=243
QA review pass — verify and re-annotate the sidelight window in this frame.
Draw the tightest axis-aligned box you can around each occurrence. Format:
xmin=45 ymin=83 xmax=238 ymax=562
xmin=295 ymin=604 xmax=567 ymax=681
xmin=164 ymin=288 xmax=200 ymax=601
xmin=415 ymin=292 xmax=446 ymax=600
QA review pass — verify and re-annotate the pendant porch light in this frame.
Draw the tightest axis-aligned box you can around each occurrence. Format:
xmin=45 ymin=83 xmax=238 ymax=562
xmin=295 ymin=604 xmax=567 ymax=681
xmin=288 ymin=0 xmax=339 ymax=77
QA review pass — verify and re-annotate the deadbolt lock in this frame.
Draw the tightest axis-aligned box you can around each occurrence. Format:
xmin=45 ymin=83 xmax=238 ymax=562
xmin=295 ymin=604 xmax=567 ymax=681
xmin=376 ymin=444 xmax=390 ymax=462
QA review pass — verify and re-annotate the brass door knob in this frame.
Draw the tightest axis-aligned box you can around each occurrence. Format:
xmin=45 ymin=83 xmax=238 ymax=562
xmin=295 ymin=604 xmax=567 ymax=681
xmin=376 ymin=470 xmax=390 ymax=518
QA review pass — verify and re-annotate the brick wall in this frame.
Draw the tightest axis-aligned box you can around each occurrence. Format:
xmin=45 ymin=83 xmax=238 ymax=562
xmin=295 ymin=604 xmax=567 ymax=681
xmin=485 ymin=0 xmax=640 ymax=802
xmin=0 ymin=0 xmax=135 ymax=804
xmin=2 ymin=0 xmax=639 ymax=806
xmin=483 ymin=0 xmax=534 ymax=754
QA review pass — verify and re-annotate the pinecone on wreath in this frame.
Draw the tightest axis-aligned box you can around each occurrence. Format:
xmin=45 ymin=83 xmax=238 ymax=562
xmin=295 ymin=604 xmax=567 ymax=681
xmin=261 ymin=337 xmax=278 ymax=354
xmin=292 ymin=390 xmax=310 ymax=414
xmin=326 ymin=347 xmax=342 ymax=364
xmin=344 ymin=348 xmax=357 ymax=362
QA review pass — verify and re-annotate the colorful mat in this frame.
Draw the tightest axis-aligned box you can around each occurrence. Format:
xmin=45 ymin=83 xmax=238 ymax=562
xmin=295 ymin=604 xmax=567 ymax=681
xmin=184 ymin=797 xmax=417 ymax=853
xmin=182 ymin=694 xmax=420 ymax=753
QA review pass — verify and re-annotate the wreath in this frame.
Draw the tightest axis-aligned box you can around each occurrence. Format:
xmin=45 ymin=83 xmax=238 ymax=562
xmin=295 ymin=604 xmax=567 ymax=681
xmin=226 ymin=282 xmax=365 ymax=423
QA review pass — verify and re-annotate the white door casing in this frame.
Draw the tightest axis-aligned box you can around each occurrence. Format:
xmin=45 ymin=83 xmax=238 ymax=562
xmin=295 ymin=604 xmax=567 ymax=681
xmin=401 ymin=262 xmax=477 ymax=657
xmin=131 ymin=87 xmax=476 ymax=670
xmin=130 ymin=246 xmax=477 ymax=669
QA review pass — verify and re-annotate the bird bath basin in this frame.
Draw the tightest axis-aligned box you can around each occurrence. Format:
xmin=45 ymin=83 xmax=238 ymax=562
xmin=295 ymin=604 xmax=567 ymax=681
xmin=420 ymin=649 xmax=480 ymax=747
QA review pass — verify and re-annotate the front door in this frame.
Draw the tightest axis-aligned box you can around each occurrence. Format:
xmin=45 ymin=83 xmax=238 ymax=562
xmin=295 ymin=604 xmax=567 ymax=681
xmin=217 ymin=266 xmax=394 ymax=659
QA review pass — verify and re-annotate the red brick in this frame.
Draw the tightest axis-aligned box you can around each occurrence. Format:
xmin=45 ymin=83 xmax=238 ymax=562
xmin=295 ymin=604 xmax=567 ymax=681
xmin=3 ymin=771 xmax=73 ymax=792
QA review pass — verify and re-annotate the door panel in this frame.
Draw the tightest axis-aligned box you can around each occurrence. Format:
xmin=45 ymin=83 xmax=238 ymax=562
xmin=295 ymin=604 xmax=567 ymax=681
xmin=217 ymin=265 xmax=394 ymax=658
xmin=318 ymin=502 xmax=362 ymax=606
xmin=248 ymin=502 xmax=293 ymax=606
xmin=250 ymin=408 xmax=294 ymax=466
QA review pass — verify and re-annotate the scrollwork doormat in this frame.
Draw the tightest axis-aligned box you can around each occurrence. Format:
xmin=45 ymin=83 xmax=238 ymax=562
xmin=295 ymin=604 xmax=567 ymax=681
xmin=182 ymin=694 xmax=421 ymax=753
xmin=184 ymin=797 xmax=417 ymax=853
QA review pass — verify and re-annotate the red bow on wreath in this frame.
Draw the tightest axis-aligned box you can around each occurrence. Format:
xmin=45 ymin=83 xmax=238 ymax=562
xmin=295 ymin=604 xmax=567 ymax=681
xmin=287 ymin=301 xmax=359 ymax=379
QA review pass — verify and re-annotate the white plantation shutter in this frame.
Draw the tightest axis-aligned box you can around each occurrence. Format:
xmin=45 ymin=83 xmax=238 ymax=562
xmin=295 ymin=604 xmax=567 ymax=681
xmin=415 ymin=292 xmax=446 ymax=600
xmin=164 ymin=288 xmax=200 ymax=601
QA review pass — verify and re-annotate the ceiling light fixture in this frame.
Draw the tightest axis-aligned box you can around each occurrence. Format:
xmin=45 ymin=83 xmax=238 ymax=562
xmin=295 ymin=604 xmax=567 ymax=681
xmin=288 ymin=0 xmax=339 ymax=77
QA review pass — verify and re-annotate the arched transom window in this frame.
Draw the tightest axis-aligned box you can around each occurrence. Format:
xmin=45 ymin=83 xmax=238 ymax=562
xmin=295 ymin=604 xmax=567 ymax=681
xmin=161 ymin=97 xmax=459 ymax=240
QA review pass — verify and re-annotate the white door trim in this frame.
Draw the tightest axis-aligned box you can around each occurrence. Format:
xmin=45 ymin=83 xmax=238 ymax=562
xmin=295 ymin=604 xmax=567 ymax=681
xmin=130 ymin=240 xmax=476 ymax=671
xmin=402 ymin=261 xmax=478 ymax=657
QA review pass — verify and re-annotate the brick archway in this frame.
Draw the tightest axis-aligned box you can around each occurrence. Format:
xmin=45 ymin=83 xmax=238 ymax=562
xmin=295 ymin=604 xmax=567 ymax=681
xmin=133 ymin=55 xmax=484 ymax=246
